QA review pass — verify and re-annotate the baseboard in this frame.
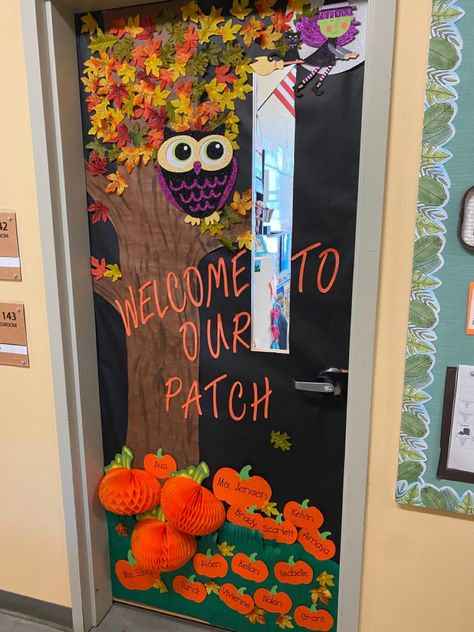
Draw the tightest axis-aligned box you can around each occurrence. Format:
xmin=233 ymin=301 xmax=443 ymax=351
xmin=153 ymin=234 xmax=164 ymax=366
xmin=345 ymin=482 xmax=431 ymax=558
xmin=0 ymin=589 xmax=73 ymax=631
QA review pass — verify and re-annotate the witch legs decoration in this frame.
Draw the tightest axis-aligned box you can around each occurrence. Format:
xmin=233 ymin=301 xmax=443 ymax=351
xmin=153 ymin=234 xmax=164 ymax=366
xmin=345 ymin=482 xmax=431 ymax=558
xmin=294 ymin=65 xmax=334 ymax=97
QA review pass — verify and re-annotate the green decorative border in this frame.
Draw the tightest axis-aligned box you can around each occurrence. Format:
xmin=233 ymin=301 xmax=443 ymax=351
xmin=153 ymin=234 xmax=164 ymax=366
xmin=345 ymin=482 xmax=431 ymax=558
xmin=395 ymin=0 xmax=474 ymax=514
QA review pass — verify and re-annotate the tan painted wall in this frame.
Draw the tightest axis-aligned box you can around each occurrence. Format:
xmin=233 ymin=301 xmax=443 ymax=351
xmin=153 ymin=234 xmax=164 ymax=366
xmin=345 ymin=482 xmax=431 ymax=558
xmin=2 ymin=0 xmax=471 ymax=626
xmin=360 ymin=1 xmax=474 ymax=631
xmin=0 ymin=2 xmax=70 ymax=607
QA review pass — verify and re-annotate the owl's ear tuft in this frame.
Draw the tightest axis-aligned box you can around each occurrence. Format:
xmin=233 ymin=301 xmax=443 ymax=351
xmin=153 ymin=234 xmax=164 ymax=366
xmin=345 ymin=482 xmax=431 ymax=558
xmin=163 ymin=127 xmax=175 ymax=141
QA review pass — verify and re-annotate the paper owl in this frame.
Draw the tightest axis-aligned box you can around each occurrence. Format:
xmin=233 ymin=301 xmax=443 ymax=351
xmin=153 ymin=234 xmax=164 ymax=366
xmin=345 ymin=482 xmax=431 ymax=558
xmin=156 ymin=127 xmax=238 ymax=225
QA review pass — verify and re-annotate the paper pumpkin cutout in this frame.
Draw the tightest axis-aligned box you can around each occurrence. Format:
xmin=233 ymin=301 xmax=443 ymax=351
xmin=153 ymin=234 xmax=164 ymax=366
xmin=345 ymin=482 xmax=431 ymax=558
xmin=298 ymin=529 xmax=336 ymax=561
xmin=131 ymin=512 xmax=197 ymax=572
xmin=254 ymin=586 xmax=292 ymax=615
xmin=261 ymin=514 xmax=298 ymax=544
xmin=274 ymin=556 xmax=314 ymax=585
xmin=219 ymin=583 xmax=255 ymax=615
xmin=98 ymin=446 xmax=161 ymax=515
xmin=283 ymin=499 xmax=324 ymax=530
xmin=231 ymin=552 xmax=269 ymax=583
xmin=212 ymin=465 xmax=272 ymax=509
xmin=172 ymin=575 xmax=207 ymax=603
xmin=193 ymin=548 xmax=228 ymax=579
xmin=115 ymin=550 xmax=158 ymax=591
xmin=227 ymin=504 xmax=264 ymax=531
xmin=294 ymin=605 xmax=334 ymax=631
xmin=144 ymin=448 xmax=177 ymax=480
xmin=161 ymin=462 xmax=225 ymax=535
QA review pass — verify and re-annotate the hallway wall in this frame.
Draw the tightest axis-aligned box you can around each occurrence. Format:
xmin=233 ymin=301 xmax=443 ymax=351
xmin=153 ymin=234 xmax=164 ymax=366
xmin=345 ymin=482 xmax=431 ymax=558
xmin=0 ymin=1 xmax=70 ymax=608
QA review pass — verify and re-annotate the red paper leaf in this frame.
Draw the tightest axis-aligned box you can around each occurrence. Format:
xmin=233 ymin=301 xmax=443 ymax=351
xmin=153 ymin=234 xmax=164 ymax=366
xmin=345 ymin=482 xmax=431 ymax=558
xmin=216 ymin=65 xmax=237 ymax=84
xmin=88 ymin=200 xmax=109 ymax=224
xmin=87 ymin=151 xmax=107 ymax=176
xmin=91 ymin=256 xmax=107 ymax=280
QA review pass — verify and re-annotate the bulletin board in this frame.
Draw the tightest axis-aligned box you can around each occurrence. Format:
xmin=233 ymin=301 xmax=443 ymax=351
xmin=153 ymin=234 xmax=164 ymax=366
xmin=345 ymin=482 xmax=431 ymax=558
xmin=396 ymin=0 xmax=474 ymax=514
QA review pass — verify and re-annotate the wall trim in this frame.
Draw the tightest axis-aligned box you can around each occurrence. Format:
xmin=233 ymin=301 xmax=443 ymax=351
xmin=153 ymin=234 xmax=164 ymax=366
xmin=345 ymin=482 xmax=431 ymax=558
xmin=0 ymin=590 xmax=73 ymax=631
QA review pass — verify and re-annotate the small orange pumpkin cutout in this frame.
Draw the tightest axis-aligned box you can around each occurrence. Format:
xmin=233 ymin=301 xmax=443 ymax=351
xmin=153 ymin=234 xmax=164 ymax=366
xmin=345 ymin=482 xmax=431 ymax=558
xmin=274 ymin=555 xmax=314 ymax=585
xmin=212 ymin=465 xmax=272 ymax=509
xmin=231 ymin=552 xmax=269 ymax=582
xmin=294 ymin=605 xmax=334 ymax=631
xmin=298 ymin=530 xmax=336 ymax=561
xmin=144 ymin=448 xmax=177 ymax=480
xmin=283 ymin=499 xmax=324 ymax=530
xmin=193 ymin=548 xmax=228 ymax=578
xmin=99 ymin=446 xmax=161 ymax=516
xmin=172 ymin=575 xmax=207 ymax=603
xmin=115 ymin=551 xmax=158 ymax=591
xmin=254 ymin=586 xmax=292 ymax=615
xmin=261 ymin=514 xmax=297 ymax=544
xmin=227 ymin=505 xmax=264 ymax=532
xmin=219 ymin=583 xmax=255 ymax=615
xmin=161 ymin=462 xmax=225 ymax=536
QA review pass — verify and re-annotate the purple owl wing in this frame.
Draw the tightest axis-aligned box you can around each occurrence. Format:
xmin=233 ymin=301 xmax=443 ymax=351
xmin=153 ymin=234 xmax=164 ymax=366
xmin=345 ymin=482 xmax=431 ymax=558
xmin=295 ymin=17 xmax=328 ymax=48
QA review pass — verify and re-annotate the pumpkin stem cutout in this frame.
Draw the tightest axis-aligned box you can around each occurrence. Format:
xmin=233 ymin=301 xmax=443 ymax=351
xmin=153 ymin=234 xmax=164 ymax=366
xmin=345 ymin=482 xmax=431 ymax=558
xmin=161 ymin=461 xmax=225 ymax=535
xmin=99 ymin=445 xmax=161 ymax=515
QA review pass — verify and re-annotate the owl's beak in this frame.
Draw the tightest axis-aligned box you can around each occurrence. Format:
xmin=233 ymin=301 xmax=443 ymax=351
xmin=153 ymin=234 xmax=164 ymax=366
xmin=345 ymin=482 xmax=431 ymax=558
xmin=193 ymin=161 xmax=202 ymax=174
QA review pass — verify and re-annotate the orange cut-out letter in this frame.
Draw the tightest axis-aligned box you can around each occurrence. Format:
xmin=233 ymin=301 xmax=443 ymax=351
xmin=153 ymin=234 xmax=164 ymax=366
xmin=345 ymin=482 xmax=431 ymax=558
xmin=229 ymin=381 xmax=246 ymax=421
xmin=152 ymin=279 xmax=170 ymax=319
xmin=115 ymin=287 xmax=139 ymax=336
xmin=179 ymin=321 xmax=199 ymax=362
xmin=184 ymin=266 xmax=204 ymax=308
xmin=166 ymin=271 xmax=187 ymax=313
xmin=207 ymin=313 xmax=230 ymax=359
xmin=165 ymin=377 xmax=182 ymax=412
xmin=251 ymin=377 xmax=272 ymax=421
xmin=232 ymin=249 xmax=250 ymax=298
xmin=204 ymin=374 xmax=228 ymax=418
xmin=233 ymin=312 xmax=251 ymax=352
xmin=207 ymin=257 xmax=229 ymax=307
xmin=317 ymin=248 xmax=340 ymax=294
xmin=182 ymin=380 xmax=203 ymax=418
xmin=139 ymin=281 xmax=155 ymax=326
xmin=291 ymin=242 xmax=321 ymax=294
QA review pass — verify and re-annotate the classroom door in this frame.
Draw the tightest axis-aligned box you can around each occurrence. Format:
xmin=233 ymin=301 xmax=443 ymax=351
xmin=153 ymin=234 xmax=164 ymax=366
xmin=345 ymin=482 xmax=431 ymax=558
xmin=77 ymin=1 xmax=367 ymax=630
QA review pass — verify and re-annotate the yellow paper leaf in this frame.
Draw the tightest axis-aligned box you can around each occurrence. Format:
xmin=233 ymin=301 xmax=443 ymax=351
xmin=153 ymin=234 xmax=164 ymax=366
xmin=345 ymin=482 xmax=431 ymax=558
xmin=261 ymin=501 xmax=279 ymax=517
xmin=151 ymin=86 xmax=170 ymax=107
xmin=276 ymin=615 xmax=294 ymax=630
xmin=124 ymin=15 xmax=144 ymax=38
xmin=231 ymin=189 xmax=252 ymax=216
xmin=317 ymin=571 xmax=335 ymax=587
xmin=105 ymin=171 xmax=128 ymax=195
xmin=217 ymin=541 xmax=236 ymax=557
xmin=255 ymin=0 xmax=277 ymax=18
xmin=144 ymin=54 xmax=163 ymax=77
xmin=182 ymin=0 xmax=202 ymax=22
xmin=81 ymin=12 xmax=99 ymax=35
xmin=237 ymin=230 xmax=254 ymax=250
xmin=220 ymin=19 xmax=242 ymax=43
xmin=118 ymin=147 xmax=141 ymax=174
xmin=287 ymin=0 xmax=305 ymax=13
xmin=198 ymin=6 xmax=225 ymax=43
xmin=153 ymin=579 xmax=168 ymax=593
xmin=230 ymin=0 xmax=252 ymax=21
xmin=104 ymin=263 xmax=122 ymax=282
xmin=118 ymin=63 xmax=136 ymax=85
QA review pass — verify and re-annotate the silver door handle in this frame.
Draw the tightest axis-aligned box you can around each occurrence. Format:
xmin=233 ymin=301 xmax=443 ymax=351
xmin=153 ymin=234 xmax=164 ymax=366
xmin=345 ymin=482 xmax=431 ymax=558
xmin=294 ymin=368 xmax=347 ymax=396
xmin=294 ymin=381 xmax=337 ymax=394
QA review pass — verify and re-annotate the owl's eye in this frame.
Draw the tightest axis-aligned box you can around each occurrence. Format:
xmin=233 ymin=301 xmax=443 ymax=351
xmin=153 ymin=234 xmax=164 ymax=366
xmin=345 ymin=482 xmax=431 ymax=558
xmin=166 ymin=140 xmax=194 ymax=170
xmin=200 ymin=136 xmax=233 ymax=171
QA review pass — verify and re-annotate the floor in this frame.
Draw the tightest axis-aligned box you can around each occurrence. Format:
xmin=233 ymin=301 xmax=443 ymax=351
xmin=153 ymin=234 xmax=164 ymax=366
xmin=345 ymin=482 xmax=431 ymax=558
xmin=0 ymin=603 xmax=220 ymax=632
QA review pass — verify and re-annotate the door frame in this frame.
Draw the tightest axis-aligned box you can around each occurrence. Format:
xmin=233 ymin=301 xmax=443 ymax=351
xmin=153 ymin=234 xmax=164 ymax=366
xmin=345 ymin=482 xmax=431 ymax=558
xmin=19 ymin=0 xmax=397 ymax=630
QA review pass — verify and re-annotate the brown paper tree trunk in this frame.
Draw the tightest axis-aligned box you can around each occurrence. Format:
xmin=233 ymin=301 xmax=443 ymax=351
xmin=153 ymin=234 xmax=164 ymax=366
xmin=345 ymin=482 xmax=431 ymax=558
xmin=87 ymin=162 xmax=248 ymax=467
